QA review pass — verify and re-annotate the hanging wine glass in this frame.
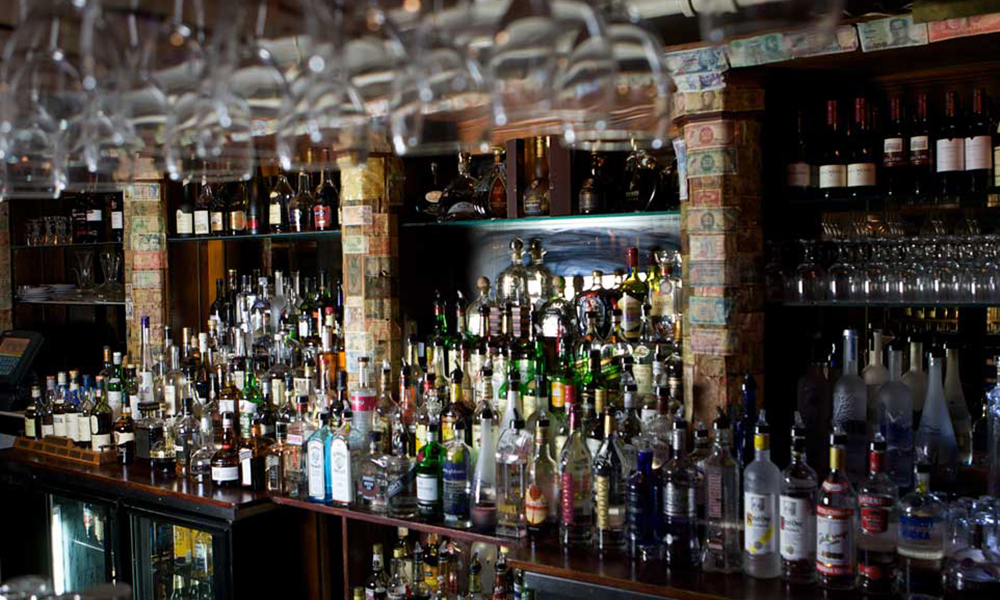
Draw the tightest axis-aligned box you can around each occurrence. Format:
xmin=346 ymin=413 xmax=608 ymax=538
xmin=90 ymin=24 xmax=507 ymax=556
xmin=121 ymin=3 xmax=171 ymax=173
xmin=698 ymin=0 xmax=845 ymax=48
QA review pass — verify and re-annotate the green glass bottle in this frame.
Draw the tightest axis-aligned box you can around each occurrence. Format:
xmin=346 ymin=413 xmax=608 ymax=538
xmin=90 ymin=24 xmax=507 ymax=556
xmin=416 ymin=421 xmax=445 ymax=522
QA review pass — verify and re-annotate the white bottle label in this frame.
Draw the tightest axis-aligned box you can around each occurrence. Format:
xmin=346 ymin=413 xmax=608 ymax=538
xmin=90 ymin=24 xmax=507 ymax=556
xmin=194 ymin=211 xmax=210 ymax=235
xmin=744 ymin=492 xmax=777 ymax=555
xmin=66 ymin=413 xmax=79 ymax=441
xmin=176 ymin=211 xmax=193 ymax=235
xmin=816 ymin=505 xmax=854 ymax=576
xmin=330 ymin=438 xmax=354 ymax=504
xmin=818 ymin=165 xmax=847 ymax=189
xmin=965 ymin=135 xmax=991 ymax=170
xmin=269 ymin=203 xmax=282 ymax=225
xmin=111 ymin=211 xmax=123 ymax=230
xmin=86 ymin=209 xmax=103 ymax=222
xmin=42 ymin=424 xmax=55 ymax=437
xmin=633 ymin=364 xmax=653 ymax=398
xmin=911 ymin=135 xmax=929 ymax=152
xmin=883 ymin=138 xmax=904 ymax=154
xmin=936 ymin=138 xmax=965 ymax=172
xmin=164 ymin=386 xmax=177 ymax=415
xmin=786 ymin=162 xmax=810 ymax=187
xmin=53 ymin=414 xmax=66 ymax=437
xmin=78 ymin=416 xmax=91 ymax=443
xmin=240 ymin=449 xmax=254 ymax=487
xmin=416 ymin=473 xmax=439 ymax=502
xmin=211 ymin=465 xmax=240 ymax=482
xmin=620 ymin=294 xmax=642 ymax=340
xmin=91 ymin=433 xmax=112 ymax=452
xmin=24 ymin=416 xmax=36 ymax=438
xmin=307 ymin=439 xmax=326 ymax=500
xmin=779 ymin=495 xmax=813 ymax=561
xmin=114 ymin=431 xmax=134 ymax=445
xmin=107 ymin=390 xmax=123 ymax=413
xmin=847 ymin=163 xmax=876 ymax=187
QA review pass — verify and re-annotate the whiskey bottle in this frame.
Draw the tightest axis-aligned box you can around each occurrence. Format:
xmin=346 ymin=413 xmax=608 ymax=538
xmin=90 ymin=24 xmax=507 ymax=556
xmin=210 ymin=412 xmax=240 ymax=487
xmin=965 ymin=88 xmax=991 ymax=196
xmin=883 ymin=95 xmax=910 ymax=202
xmin=193 ymin=183 xmax=212 ymax=237
xmin=743 ymin=410 xmax=781 ymax=579
xmin=663 ymin=417 xmax=700 ymax=568
xmin=89 ymin=381 xmax=115 ymax=452
xmin=578 ymin=151 xmax=604 ymax=215
xmin=856 ymin=436 xmax=898 ymax=595
xmin=818 ymin=99 xmax=846 ymax=201
xmin=779 ymin=413 xmax=817 ymax=585
xmin=113 ymin=401 xmax=135 ymax=465
xmin=816 ymin=429 xmax=856 ymax=589
xmin=936 ymin=90 xmax=967 ymax=199
xmin=559 ymin=406 xmax=593 ymax=548
xmin=847 ymin=97 xmax=877 ymax=200
xmin=701 ymin=408 xmax=740 ymax=573
xmin=522 ymin=137 xmax=550 ymax=217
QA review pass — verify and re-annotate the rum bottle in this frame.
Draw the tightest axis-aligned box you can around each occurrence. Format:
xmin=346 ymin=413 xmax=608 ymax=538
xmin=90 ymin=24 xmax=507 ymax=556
xmin=816 ymin=429 xmax=855 ymax=589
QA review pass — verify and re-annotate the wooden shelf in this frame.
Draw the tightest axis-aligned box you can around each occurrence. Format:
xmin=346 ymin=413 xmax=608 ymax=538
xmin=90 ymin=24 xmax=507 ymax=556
xmin=15 ymin=298 xmax=126 ymax=307
xmin=10 ymin=241 xmax=123 ymax=250
xmin=167 ymin=230 xmax=341 ymax=244
xmin=270 ymin=496 xmax=514 ymax=547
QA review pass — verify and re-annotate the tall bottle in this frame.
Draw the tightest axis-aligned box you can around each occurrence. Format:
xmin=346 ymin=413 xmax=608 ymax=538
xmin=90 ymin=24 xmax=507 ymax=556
xmin=663 ymin=417 xmax=700 ymax=568
xmin=619 ymin=247 xmax=649 ymax=343
xmin=901 ymin=338 xmax=927 ymax=428
xmin=268 ymin=173 xmax=293 ymax=234
xmin=559 ymin=406 xmax=593 ymax=548
xmin=522 ymin=137 xmax=550 ymax=217
xmin=910 ymin=91 xmax=933 ymax=201
xmin=936 ymin=90 xmax=966 ymax=199
xmin=847 ymin=97 xmax=877 ymax=200
xmin=818 ymin=99 xmax=846 ymax=201
xmin=965 ymin=88 xmax=992 ymax=196
xmin=470 ymin=405 xmax=497 ymax=532
xmin=351 ymin=357 xmax=377 ymax=450
xmin=897 ymin=457 xmax=946 ymax=600
xmin=832 ymin=329 xmax=867 ymax=483
xmin=526 ymin=418 xmax=559 ymax=539
xmin=916 ymin=350 xmax=959 ymax=483
xmin=863 ymin=329 xmax=889 ymax=437
xmin=785 ymin=109 xmax=813 ymax=201
xmin=882 ymin=95 xmax=910 ymax=201
xmin=443 ymin=422 xmax=472 ymax=529
xmin=877 ymin=342 xmax=913 ymax=488
xmin=944 ymin=345 xmax=973 ymax=465
xmin=593 ymin=410 xmax=629 ymax=554
xmin=314 ymin=149 xmax=340 ymax=231
xmin=816 ymin=429 xmax=856 ymax=590
xmin=780 ymin=413 xmax=817 ymax=585
xmin=856 ymin=436 xmax=898 ymax=595
xmin=743 ymin=410 xmax=781 ymax=579
xmin=701 ymin=408 xmax=740 ymax=573
xmin=416 ymin=421 xmax=444 ymax=522
xmin=496 ymin=417 xmax=531 ymax=539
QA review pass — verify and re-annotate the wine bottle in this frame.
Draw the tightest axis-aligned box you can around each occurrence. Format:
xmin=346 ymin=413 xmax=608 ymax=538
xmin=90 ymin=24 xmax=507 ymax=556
xmin=818 ymin=100 xmax=846 ymax=201
xmin=883 ymin=95 xmax=909 ymax=202
xmin=936 ymin=90 xmax=966 ymax=200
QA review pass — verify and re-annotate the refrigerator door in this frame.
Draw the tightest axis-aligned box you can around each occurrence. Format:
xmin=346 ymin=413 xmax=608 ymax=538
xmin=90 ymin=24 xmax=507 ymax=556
xmin=130 ymin=510 xmax=228 ymax=600
xmin=48 ymin=494 xmax=116 ymax=595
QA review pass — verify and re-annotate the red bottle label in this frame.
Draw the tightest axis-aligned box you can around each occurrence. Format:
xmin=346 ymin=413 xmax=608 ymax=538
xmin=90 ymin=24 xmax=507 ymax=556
xmin=561 ymin=472 xmax=574 ymax=525
xmin=314 ymin=206 xmax=331 ymax=230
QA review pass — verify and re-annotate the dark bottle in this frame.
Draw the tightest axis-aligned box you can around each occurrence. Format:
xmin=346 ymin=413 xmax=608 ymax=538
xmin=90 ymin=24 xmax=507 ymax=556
xmin=193 ymin=183 xmax=212 ymax=236
xmin=210 ymin=411 xmax=241 ymax=487
xmin=779 ymin=415 xmax=817 ymax=585
xmin=209 ymin=183 xmax=227 ymax=235
xmin=627 ymin=445 xmax=662 ymax=560
xmin=785 ymin=109 xmax=813 ymax=201
xmin=732 ymin=370 xmax=757 ymax=471
xmin=578 ymin=151 xmax=605 ymax=214
xmin=314 ymin=152 xmax=338 ymax=231
xmin=882 ymin=96 xmax=910 ymax=202
xmin=847 ymin=97 xmax=878 ymax=200
xmin=210 ymin=278 xmax=228 ymax=328
xmin=965 ymin=87 xmax=991 ymax=196
xmin=910 ymin=92 xmax=933 ymax=201
xmin=113 ymin=402 xmax=135 ymax=465
xmin=247 ymin=170 xmax=264 ymax=235
xmin=108 ymin=193 xmax=124 ymax=242
xmin=228 ymin=180 xmax=248 ymax=235
xmin=622 ymin=149 xmax=663 ymax=212
xmin=662 ymin=417 xmax=700 ymax=568
xmin=85 ymin=193 xmax=105 ymax=242
xmin=268 ymin=173 xmax=293 ymax=234
xmin=72 ymin=194 xmax=91 ymax=243
xmin=818 ymin=99 xmax=846 ymax=201
xmin=288 ymin=171 xmax=314 ymax=232
xmin=936 ymin=90 xmax=967 ymax=199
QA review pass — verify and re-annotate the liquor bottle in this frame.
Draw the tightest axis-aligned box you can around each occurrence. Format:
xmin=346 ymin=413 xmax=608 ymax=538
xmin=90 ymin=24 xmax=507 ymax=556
xmin=522 ymin=137 xmax=550 ymax=217
xmin=965 ymin=88 xmax=992 ymax=196
xmin=856 ymin=436 xmax=898 ymax=595
xmin=313 ymin=160 xmax=338 ymax=232
xmin=351 ymin=356 xmax=377 ymax=450
xmin=847 ymin=97 xmax=878 ymax=200
xmin=471 ymin=404 xmax=497 ymax=531
xmin=936 ymin=90 xmax=967 ymax=199
xmin=366 ymin=544 xmax=389 ymax=600
xmin=732 ymin=370 xmax=757 ymax=471
xmin=619 ymin=247 xmax=649 ymax=343
xmin=307 ymin=411 xmax=334 ymax=504
xmin=832 ymin=329 xmax=867 ymax=483
xmin=525 ymin=238 xmax=554 ymax=309
xmin=247 ymin=170 xmax=264 ymax=235
xmin=902 ymin=338 xmax=928 ymax=428
xmin=578 ymin=151 xmax=605 ymax=214
xmin=113 ymin=401 xmax=135 ymax=464
xmin=209 ymin=184 xmax=226 ymax=234
xmin=108 ymin=193 xmax=124 ymax=242
xmin=944 ymin=345 xmax=973 ymax=465
xmin=592 ymin=410 xmax=628 ymax=553
xmin=265 ymin=421 xmax=290 ymax=494
xmin=526 ymin=417 xmax=558 ymax=539
xmin=52 ymin=371 xmax=67 ymax=438
xmin=917 ymin=350 xmax=959 ymax=482
xmin=883 ymin=95 xmax=910 ymax=201
xmin=622 ymin=148 xmax=665 ymax=212
xmin=863 ymin=330 xmax=889 ymax=431
xmin=268 ymin=173 xmax=293 ymax=234
xmin=387 ymin=426 xmax=418 ymax=519
xmin=818 ymin=99 xmax=846 ymax=201
xmin=64 ymin=377 xmax=80 ymax=446
xmin=39 ymin=377 xmax=55 ymax=438
xmin=785 ymin=109 xmax=813 ymax=201
xmin=816 ymin=429 xmax=856 ymax=589
xmin=780 ymin=413 xmax=817 ymax=585
xmin=439 ymin=152 xmax=485 ymax=221
xmin=943 ymin=512 xmax=1000 ymax=598
xmin=910 ymin=92 xmax=933 ymax=201
xmin=559 ymin=406 xmax=593 ymax=547
xmin=210 ymin=412 xmax=241 ymax=487
xmin=897 ymin=458 xmax=946 ymax=600
xmin=497 ymin=417 xmax=531 ymax=538
xmin=23 ymin=385 xmax=38 ymax=439
xmin=228 ymin=180 xmax=247 ymax=235
xmin=743 ymin=410 xmax=780 ymax=579
xmin=442 ymin=421 xmax=472 ymax=529
xmin=472 ymin=147 xmax=506 ymax=219
xmin=239 ymin=420 xmax=272 ymax=491
xmin=360 ymin=432 xmax=388 ymax=513
xmin=387 ymin=546 xmax=411 ymax=600
xmin=193 ymin=183 xmax=212 ymax=236
xmin=288 ymin=170 xmax=313 ymax=232
xmin=702 ymin=408 xmax=741 ymax=573
xmin=663 ymin=417 xmax=700 ymax=568
xmin=89 ymin=383 xmax=114 ymax=452
xmin=627 ymin=443 xmax=662 ymax=560
xmin=172 ymin=398 xmax=201 ymax=477
xmin=496 ymin=239 xmax=530 ymax=307
xmin=877 ymin=341 xmax=913 ymax=488
xmin=416 ymin=421 xmax=444 ymax=521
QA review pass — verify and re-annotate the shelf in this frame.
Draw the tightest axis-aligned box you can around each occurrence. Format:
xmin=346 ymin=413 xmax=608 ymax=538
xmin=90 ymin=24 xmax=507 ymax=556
xmin=167 ymin=230 xmax=341 ymax=244
xmin=401 ymin=211 xmax=680 ymax=231
xmin=15 ymin=298 xmax=126 ymax=307
xmin=10 ymin=241 xmax=123 ymax=250
xmin=509 ymin=545 xmax=853 ymax=600
xmin=777 ymin=300 xmax=996 ymax=308
xmin=270 ymin=496 xmax=513 ymax=547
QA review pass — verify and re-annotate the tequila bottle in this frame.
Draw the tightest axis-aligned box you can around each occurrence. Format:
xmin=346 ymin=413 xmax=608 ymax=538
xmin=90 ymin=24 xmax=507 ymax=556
xmin=443 ymin=422 xmax=473 ymax=529
xmin=361 ymin=432 xmax=388 ymax=513
xmin=538 ymin=276 xmax=575 ymax=339
xmin=780 ymin=413 xmax=817 ymax=585
xmin=593 ymin=411 xmax=629 ymax=554
xmin=743 ymin=410 xmax=781 ymax=579
xmin=877 ymin=342 xmax=913 ymax=489
xmin=857 ymin=436 xmax=899 ymax=595
xmin=917 ymin=351 xmax=959 ymax=483
xmin=559 ymin=406 xmax=593 ymax=548
xmin=416 ymin=421 xmax=444 ymax=522
xmin=470 ymin=404 xmax=497 ymax=532
xmin=944 ymin=345 xmax=973 ymax=465
xmin=897 ymin=458 xmax=946 ymax=600
xmin=627 ymin=443 xmax=663 ymax=560
xmin=439 ymin=152 xmax=485 ymax=221
xmin=524 ymin=238 xmax=553 ymax=309
xmin=496 ymin=239 xmax=530 ymax=307
xmin=497 ymin=417 xmax=532 ymax=539
xmin=817 ymin=429 xmax=856 ymax=590
xmin=521 ymin=137 xmax=550 ymax=217
xmin=702 ymin=409 xmax=741 ymax=573
xmin=577 ymin=150 xmax=605 ymax=214
xmin=663 ymin=418 xmax=700 ymax=568
xmin=833 ymin=329 xmax=868 ymax=484
xmin=618 ymin=247 xmax=649 ymax=343
xmin=526 ymin=418 xmax=559 ymax=539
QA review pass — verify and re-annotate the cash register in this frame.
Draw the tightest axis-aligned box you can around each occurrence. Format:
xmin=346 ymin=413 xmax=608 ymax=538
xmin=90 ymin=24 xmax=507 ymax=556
xmin=0 ymin=330 xmax=44 ymax=411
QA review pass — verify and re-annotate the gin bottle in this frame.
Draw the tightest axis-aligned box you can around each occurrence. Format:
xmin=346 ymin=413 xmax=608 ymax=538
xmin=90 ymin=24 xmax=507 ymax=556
xmin=856 ymin=436 xmax=898 ymax=595
xmin=780 ymin=413 xmax=817 ymax=585
xmin=833 ymin=329 xmax=867 ymax=483
xmin=743 ymin=410 xmax=781 ymax=579
xmin=877 ymin=342 xmax=913 ymax=488
xmin=702 ymin=408 xmax=741 ymax=573
xmin=560 ymin=406 xmax=593 ymax=548
xmin=944 ymin=345 xmax=973 ymax=465
xmin=306 ymin=411 xmax=334 ymax=504
xmin=817 ymin=429 xmax=856 ymax=590
xmin=663 ymin=417 xmax=701 ymax=568
xmin=917 ymin=351 xmax=959 ymax=482
xmin=897 ymin=457 xmax=946 ymax=600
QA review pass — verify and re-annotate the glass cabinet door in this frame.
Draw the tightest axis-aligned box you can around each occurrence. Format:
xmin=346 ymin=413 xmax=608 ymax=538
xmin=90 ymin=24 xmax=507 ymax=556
xmin=131 ymin=514 xmax=220 ymax=600
xmin=48 ymin=494 xmax=115 ymax=594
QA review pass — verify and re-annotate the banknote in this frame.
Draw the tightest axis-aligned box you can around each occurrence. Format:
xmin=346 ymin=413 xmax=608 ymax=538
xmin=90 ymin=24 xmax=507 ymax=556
xmin=858 ymin=15 xmax=929 ymax=51
xmin=665 ymin=46 xmax=729 ymax=75
xmin=687 ymin=148 xmax=738 ymax=178
xmin=672 ymin=138 xmax=688 ymax=201
xmin=726 ymin=33 xmax=790 ymax=68
xmin=786 ymin=25 xmax=860 ymax=57
xmin=689 ymin=297 xmax=734 ymax=326
xmin=928 ymin=13 xmax=1000 ymax=42
xmin=672 ymin=71 xmax=726 ymax=92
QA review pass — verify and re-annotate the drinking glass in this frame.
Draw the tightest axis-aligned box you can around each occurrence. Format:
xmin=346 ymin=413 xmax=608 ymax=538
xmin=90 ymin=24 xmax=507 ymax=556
xmin=827 ymin=239 xmax=854 ymax=302
xmin=794 ymin=239 xmax=826 ymax=303
xmin=698 ymin=0 xmax=844 ymax=46
xmin=488 ymin=0 xmax=559 ymax=129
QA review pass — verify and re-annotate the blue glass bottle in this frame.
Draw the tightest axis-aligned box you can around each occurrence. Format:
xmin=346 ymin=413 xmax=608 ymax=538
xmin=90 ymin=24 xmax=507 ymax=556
xmin=306 ymin=411 xmax=334 ymax=503
xmin=732 ymin=371 xmax=757 ymax=470
xmin=627 ymin=444 xmax=662 ymax=560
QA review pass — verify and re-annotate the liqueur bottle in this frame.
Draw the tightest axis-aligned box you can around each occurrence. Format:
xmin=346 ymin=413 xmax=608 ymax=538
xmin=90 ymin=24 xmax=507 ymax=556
xmin=743 ymin=410 xmax=781 ymax=579
xmin=779 ymin=413 xmax=817 ymax=585
xmin=816 ymin=429 xmax=856 ymax=590
xmin=662 ymin=417 xmax=700 ymax=568
xmin=702 ymin=409 xmax=741 ymax=573
xmin=856 ymin=436 xmax=898 ymax=595
xmin=559 ymin=406 xmax=593 ymax=548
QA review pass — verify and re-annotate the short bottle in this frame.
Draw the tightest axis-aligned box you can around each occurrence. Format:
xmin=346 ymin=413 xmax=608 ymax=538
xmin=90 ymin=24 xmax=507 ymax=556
xmin=210 ymin=412 xmax=241 ymax=487
xmin=779 ymin=413 xmax=817 ymax=585
xmin=743 ymin=410 xmax=781 ymax=579
xmin=816 ymin=429 xmax=856 ymax=590
xmin=856 ymin=435 xmax=898 ymax=595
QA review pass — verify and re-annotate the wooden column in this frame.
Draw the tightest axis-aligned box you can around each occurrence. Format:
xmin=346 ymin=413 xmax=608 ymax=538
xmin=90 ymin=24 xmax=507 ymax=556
xmin=0 ymin=202 xmax=11 ymax=331
xmin=674 ymin=78 xmax=766 ymax=426
xmin=124 ymin=179 xmax=169 ymax=359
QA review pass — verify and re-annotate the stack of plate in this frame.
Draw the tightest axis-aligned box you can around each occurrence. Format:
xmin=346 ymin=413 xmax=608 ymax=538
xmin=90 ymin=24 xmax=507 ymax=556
xmin=19 ymin=285 xmax=51 ymax=302
xmin=49 ymin=283 xmax=76 ymax=298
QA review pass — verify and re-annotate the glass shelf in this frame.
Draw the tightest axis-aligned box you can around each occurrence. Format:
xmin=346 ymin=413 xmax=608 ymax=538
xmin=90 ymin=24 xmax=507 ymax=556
xmin=16 ymin=298 xmax=126 ymax=307
xmin=11 ymin=241 xmax=123 ymax=250
xmin=777 ymin=300 xmax=996 ymax=308
xmin=401 ymin=210 xmax=680 ymax=230
xmin=167 ymin=230 xmax=342 ymax=243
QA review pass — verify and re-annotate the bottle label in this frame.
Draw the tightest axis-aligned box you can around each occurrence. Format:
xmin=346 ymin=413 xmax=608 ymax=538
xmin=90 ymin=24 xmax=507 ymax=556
xmin=239 ymin=449 xmax=253 ymax=486
xmin=194 ymin=211 xmax=210 ymax=235
xmin=330 ymin=438 xmax=354 ymax=503
xmin=883 ymin=138 xmax=906 ymax=167
xmin=847 ymin=163 xmax=876 ymax=187
xmin=965 ymin=135 xmax=991 ymax=170
xmin=816 ymin=505 xmax=854 ymax=575
xmin=53 ymin=414 xmax=66 ymax=437
xmin=633 ymin=363 xmax=653 ymax=398
xmin=995 ymin=146 xmax=1000 ymax=187
xmin=786 ymin=162 xmax=811 ymax=188
xmin=416 ymin=472 xmax=439 ymax=502
xmin=86 ymin=209 xmax=103 ymax=222
xmin=350 ymin=391 xmax=377 ymax=413
xmin=386 ymin=464 xmax=415 ymax=501
xmin=111 ymin=211 xmax=123 ymax=230
xmin=289 ymin=208 xmax=303 ymax=230
xmin=779 ymin=495 xmax=813 ymax=561
xmin=211 ymin=465 xmax=239 ymax=482
xmin=78 ymin=416 xmax=91 ymax=443
xmin=899 ymin=515 xmax=935 ymax=543
xmin=42 ymin=424 xmax=54 ymax=437
xmin=858 ymin=494 xmax=892 ymax=534
xmin=744 ymin=492 xmax=776 ymax=555
xmin=664 ymin=483 xmax=694 ymax=518
xmin=818 ymin=164 xmax=847 ymax=189
xmin=525 ymin=483 xmax=549 ymax=525
xmin=620 ymin=295 xmax=642 ymax=340
xmin=936 ymin=138 xmax=965 ymax=172
xmin=314 ymin=206 xmax=331 ymax=230
xmin=561 ymin=472 xmax=576 ymax=525
xmin=443 ymin=460 xmax=469 ymax=517
xmin=114 ymin=431 xmax=134 ymax=445
xmin=595 ymin=475 xmax=611 ymax=530
xmin=210 ymin=211 xmax=224 ymax=232
xmin=269 ymin=203 xmax=282 ymax=225
xmin=911 ymin=135 xmax=931 ymax=166
xmin=550 ymin=381 xmax=566 ymax=409
xmin=706 ymin=468 xmax=723 ymax=520
xmin=66 ymin=413 xmax=79 ymax=442
xmin=175 ymin=209 xmax=193 ymax=234
xmin=91 ymin=433 xmax=112 ymax=452
xmin=229 ymin=210 xmax=246 ymax=231
xmin=24 ymin=416 xmax=36 ymax=438
xmin=307 ymin=439 xmax=326 ymax=499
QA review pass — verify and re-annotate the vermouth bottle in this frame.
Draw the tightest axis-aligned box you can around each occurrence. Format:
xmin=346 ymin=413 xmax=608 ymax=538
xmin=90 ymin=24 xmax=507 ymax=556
xmin=701 ymin=409 xmax=740 ymax=573
xmin=559 ymin=406 xmax=593 ymax=548
xmin=856 ymin=436 xmax=898 ymax=595
xmin=816 ymin=429 xmax=856 ymax=590
xmin=780 ymin=413 xmax=816 ymax=585
xmin=662 ymin=417 xmax=700 ymax=568
xmin=743 ymin=410 xmax=780 ymax=579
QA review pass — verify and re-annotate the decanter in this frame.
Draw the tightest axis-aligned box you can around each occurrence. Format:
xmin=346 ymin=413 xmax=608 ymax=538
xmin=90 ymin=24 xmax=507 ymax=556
xmin=496 ymin=238 xmax=530 ymax=307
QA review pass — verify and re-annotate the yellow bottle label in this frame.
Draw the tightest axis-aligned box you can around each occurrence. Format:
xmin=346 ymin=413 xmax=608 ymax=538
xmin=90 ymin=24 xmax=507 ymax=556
xmin=754 ymin=433 xmax=769 ymax=451
xmin=550 ymin=381 xmax=565 ymax=409
xmin=595 ymin=475 xmax=610 ymax=530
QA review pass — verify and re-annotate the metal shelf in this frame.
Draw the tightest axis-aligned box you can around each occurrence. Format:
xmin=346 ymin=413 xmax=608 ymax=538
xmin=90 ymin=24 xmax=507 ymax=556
xmin=777 ymin=300 xmax=997 ymax=308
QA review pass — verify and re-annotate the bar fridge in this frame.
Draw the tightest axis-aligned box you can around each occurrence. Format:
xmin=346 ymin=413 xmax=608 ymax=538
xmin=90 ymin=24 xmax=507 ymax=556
xmin=46 ymin=491 xmax=122 ymax=595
